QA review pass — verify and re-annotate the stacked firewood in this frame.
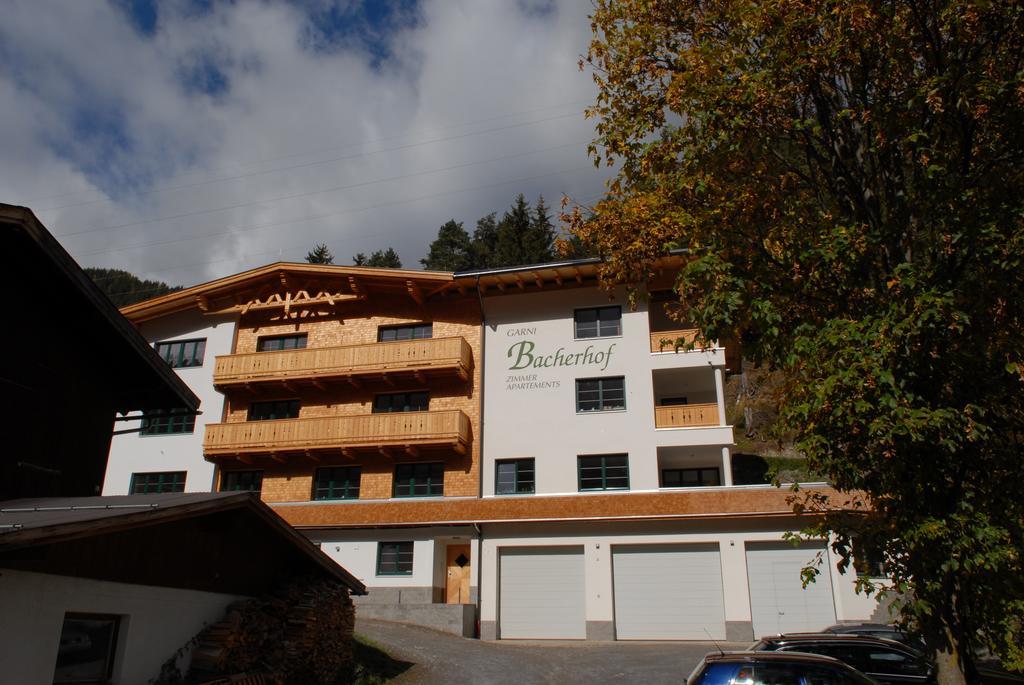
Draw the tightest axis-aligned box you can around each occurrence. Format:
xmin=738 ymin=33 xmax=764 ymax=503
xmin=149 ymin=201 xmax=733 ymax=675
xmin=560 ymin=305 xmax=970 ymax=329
xmin=190 ymin=579 xmax=355 ymax=685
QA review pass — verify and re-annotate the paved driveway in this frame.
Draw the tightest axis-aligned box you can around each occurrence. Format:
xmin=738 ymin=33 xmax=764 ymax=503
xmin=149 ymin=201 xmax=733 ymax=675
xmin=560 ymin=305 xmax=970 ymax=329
xmin=356 ymin=618 xmax=752 ymax=684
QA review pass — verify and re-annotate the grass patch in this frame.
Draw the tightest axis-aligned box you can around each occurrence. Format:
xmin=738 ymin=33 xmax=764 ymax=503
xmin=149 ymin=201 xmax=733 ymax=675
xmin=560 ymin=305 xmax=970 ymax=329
xmin=351 ymin=634 xmax=413 ymax=685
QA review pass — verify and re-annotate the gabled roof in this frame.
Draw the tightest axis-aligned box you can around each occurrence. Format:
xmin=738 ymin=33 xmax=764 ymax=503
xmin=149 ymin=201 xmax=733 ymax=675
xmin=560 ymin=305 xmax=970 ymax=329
xmin=0 ymin=204 xmax=198 ymax=412
xmin=121 ymin=261 xmax=455 ymax=322
xmin=0 ymin=492 xmax=366 ymax=594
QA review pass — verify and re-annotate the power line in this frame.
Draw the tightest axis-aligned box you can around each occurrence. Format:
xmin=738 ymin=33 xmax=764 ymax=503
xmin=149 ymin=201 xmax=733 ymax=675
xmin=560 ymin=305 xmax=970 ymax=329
xmin=87 ymin=189 xmax=610 ymax=295
xmin=78 ymin=164 xmax=598 ymax=260
xmin=41 ymin=110 xmax=586 ymax=215
xmin=59 ymin=136 xmax=592 ymax=239
xmin=28 ymin=98 xmax=591 ymax=207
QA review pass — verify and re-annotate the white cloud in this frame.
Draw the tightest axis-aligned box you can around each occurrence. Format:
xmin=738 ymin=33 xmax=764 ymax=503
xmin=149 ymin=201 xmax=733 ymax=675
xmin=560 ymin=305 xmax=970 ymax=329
xmin=0 ymin=0 xmax=608 ymax=287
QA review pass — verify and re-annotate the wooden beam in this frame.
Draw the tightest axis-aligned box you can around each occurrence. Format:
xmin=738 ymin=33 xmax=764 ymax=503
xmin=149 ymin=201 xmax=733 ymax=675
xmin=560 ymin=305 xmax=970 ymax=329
xmin=305 ymin=450 xmax=321 ymax=462
xmin=413 ymin=371 xmax=426 ymax=384
xmin=554 ymin=272 xmax=563 ymax=286
xmin=237 ymin=454 xmax=253 ymax=465
xmin=346 ymin=376 xmax=362 ymax=390
xmin=312 ymin=379 xmax=327 ymax=391
xmin=495 ymin=280 xmax=506 ymax=292
xmin=341 ymin=448 xmax=355 ymax=459
xmin=406 ymin=280 xmax=424 ymax=305
xmin=453 ymin=443 xmax=467 ymax=456
xmin=514 ymin=274 xmax=526 ymax=290
xmin=378 ymin=447 xmax=393 ymax=459
xmin=279 ymin=271 xmax=289 ymax=288
xmin=405 ymin=446 xmax=419 ymax=458
xmin=381 ymin=373 xmax=395 ymax=386
xmin=348 ymin=276 xmax=366 ymax=300
xmin=270 ymin=453 xmax=287 ymax=464
xmin=534 ymin=275 xmax=544 ymax=289
xmin=196 ymin=294 xmax=209 ymax=312
xmin=456 ymin=285 xmax=467 ymax=296
xmin=573 ymin=267 xmax=583 ymax=284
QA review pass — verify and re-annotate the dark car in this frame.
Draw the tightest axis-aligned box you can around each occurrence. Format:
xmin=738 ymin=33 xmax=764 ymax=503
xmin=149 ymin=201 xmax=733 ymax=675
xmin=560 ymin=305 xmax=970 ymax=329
xmin=753 ymin=634 xmax=933 ymax=685
xmin=824 ymin=623 xmax=926 ymax=652
xmin=687 ymin=650 xmax=880 ymax=685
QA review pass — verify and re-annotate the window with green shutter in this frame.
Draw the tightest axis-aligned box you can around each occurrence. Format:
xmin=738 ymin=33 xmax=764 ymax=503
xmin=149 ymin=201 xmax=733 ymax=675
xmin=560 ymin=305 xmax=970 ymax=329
xmin=578 ymin=454 xmax=629 ymax=491
xmin=393 ymin=462 xmax=444 ymax=497
xmin=376 ymin=541 xmax=414 ymax=575
xmin=575 ymin=377 xmax=626 ymax=412
xmin=220 ymin=470 xmax=263 ymax=492
xmin=129 ymin=471 xmax=186 ymax=493
xmin=140 ymin=408 xmax=195 ymax=436
xmin=495 ymin=459 xmax=535 ymax=495
xmin=256 ymin=334 xmax=307 ymax=351
xmin=313 ymin=466 xmax=361 ymax=500
xmin=154 ymin=339 xmax=206 ymax=368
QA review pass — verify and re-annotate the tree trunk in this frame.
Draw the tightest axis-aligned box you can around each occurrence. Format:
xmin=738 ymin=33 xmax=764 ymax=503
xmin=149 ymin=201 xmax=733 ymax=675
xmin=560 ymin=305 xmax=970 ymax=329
xmin=933 ymin=610 xmax=969 ymax=685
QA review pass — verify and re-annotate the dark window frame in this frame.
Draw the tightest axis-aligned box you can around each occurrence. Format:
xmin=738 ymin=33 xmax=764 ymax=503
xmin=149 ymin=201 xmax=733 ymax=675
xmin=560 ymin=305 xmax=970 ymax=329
xmin=573 ymin=306 xmax=622 ymax=339
xmin=376 ymin=541 xmax=414 ymax=576
xmin=54 ymin=612 xmax=121 ymax=685
xmin=140 ymin=408 xmax=196 ymax=436
xmin=313 ymin=466 xmax=361 ymax=501
xmin=372 ymin=391 xmax=430 ymax=413
xmin=130 ymin=471 xmax=186 ymax=494
xmin=154 ymin=338 xmax=206 ymax=368
xmin=393 ymin=462 xmax=444 ymax=498
xmin=575 ymin=376 xmax=626 ymax=413
xmin=378 ymin=323 xmax=433 ymax=342
xmin=247 ymin=399 xmax=301 ymax=421
xmin=661 ymin=467 xmax=721 ymax=488
xmin=495 ymin=458 xmax=535 ymax=495
xmin=256 ymin=333 xmax=308 ymax=352
xmin=220 ymin=470 xmax=263 ymax=492
xmin=577 ymin=454 xmax=630 ymax=491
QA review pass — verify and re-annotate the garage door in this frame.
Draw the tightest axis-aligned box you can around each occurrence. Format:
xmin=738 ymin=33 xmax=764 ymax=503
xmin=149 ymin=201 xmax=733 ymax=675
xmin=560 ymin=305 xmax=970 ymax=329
xmin=746 ymin=541 xmax=836 ymax=637
xmin=612 ymin=543 xmax=726 ymax=640
xmin=499 ymin=546 xmax=585 ymax=639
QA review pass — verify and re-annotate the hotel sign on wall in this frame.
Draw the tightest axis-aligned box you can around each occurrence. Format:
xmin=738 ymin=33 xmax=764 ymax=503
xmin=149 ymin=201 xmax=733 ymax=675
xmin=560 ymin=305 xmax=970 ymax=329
xmin=503 ymin=326 xmax=617 ymax=391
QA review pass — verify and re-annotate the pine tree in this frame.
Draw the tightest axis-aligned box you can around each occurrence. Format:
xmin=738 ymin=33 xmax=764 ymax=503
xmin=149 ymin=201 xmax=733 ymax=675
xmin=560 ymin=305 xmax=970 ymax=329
xmin=494 ymin=194 xmax=534 ymax=266
xmin=357 ymin=248 xmax=402 ymax=268
xmin=470 ymin=213 xmax=499 ymax=269
xmin=84 ymin=268 xmax=181 ymax=307
xmin=305 ymin=243 xmax=334 ymax=264
xmin=526 ymin=195 xmax=556 ymax=262
xmin=421 ymin=220 xmax=473 ymax=271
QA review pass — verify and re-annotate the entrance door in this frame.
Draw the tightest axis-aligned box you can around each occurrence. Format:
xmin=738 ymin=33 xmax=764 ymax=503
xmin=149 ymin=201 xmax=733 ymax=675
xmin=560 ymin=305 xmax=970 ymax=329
xmin=446 ymin=544 xmax=471 ymax=604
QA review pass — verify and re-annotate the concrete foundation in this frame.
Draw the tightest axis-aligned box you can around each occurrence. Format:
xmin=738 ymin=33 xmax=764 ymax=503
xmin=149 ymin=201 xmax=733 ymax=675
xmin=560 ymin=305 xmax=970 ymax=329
xmin=586 ymin=621 xmax=615 ymax=640
xmin=725 ymin=621 xmax=754 ymax=642
xmin=357 ymin=602 xmax=477 ymax=637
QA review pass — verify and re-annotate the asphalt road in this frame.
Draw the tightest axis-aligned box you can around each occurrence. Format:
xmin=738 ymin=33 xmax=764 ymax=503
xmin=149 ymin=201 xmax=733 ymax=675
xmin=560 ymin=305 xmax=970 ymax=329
xmin=355 ymin=618 xmax=753 ymax=685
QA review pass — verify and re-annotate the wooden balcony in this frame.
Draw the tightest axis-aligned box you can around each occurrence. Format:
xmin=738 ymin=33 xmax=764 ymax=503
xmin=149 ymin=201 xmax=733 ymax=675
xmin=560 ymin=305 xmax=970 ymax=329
xmin=213 ymin=337 xmax=472 ymax=389
xmin=204 ymin=409 xmax=471 ymax=458
xmin=654 ymin=403 xmax=720 ymax=428
xmin=649 ymin=328 xmax=707 ymax=353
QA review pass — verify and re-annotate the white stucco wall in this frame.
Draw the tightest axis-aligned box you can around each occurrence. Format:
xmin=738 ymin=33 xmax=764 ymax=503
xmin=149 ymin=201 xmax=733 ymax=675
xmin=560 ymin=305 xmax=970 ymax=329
xmin=478 ymin=517 xmax=877 ymax=629
xmin=0 ymin=569 xmax=246 ymax=685
xmin=480 ymin=287 xmax=732 ymax=496
xmin=103 ymin=310 xmax=236 ymax=495
xmin=311 ymin=525 xmax=477 ymax=591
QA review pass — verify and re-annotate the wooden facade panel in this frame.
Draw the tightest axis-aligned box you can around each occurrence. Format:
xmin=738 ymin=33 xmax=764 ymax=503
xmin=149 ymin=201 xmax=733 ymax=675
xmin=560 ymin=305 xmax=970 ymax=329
xmin=648 ymin=328 xmax=702 ymax=353
xmin=272 ymin=487 xmax=842 ymax=527
xmin=654 ymin=403 xmax=720 ymax=428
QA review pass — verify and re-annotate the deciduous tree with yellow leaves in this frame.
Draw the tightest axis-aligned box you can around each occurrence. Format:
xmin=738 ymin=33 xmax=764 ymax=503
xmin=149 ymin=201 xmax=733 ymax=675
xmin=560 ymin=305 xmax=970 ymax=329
xmin=571 ymin=2 xmax=1024 ymax=682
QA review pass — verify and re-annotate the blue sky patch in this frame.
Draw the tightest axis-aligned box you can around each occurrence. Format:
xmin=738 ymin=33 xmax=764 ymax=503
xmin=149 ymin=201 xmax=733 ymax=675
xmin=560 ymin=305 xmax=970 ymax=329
xmin=296 ymin=0 xmax=421 ymax=66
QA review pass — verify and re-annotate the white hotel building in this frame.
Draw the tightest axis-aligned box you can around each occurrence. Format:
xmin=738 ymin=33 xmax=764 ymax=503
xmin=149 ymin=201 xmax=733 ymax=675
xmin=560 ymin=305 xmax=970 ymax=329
xmin=458 ymin=258 xmax=880 ymax=641
xmin=102 ymin=257 xmax=883 ymax=642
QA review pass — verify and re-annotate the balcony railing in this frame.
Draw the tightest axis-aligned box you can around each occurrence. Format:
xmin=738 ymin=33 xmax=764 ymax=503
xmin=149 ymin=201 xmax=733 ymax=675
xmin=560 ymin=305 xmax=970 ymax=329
xmin=213 ymin=336 xmax=472 ymax=388
xmin=649 ymin=328 xmax=707 ymax=353
xmin=654 ymin=403 xmax=720 ymax=428
xmin=204 ymin=409 xmax=471 ymax=457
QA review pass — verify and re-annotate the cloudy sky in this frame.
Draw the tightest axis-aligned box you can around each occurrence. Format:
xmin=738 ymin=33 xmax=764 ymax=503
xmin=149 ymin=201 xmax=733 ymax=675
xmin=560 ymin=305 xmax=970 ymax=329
xmin=0 ymin=0 xmax=610 ymax=291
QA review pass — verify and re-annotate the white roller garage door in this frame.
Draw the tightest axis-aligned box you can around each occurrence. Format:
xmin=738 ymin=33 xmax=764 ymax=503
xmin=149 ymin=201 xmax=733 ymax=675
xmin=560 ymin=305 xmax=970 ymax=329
xmin=746 ymin=541 xmax=837 ymax=637
xmin=499 ymin=546 xmax=585 ymax=639
xmin=612 ymin=543 xmax=726 ymax=640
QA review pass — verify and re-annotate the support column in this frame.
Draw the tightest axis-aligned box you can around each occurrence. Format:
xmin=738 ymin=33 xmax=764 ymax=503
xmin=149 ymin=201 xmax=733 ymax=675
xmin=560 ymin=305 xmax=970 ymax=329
xmin=714 ymin=367 xmax=727 ymax=425
xmin=722 ymin=447 xmax=734 ymax=486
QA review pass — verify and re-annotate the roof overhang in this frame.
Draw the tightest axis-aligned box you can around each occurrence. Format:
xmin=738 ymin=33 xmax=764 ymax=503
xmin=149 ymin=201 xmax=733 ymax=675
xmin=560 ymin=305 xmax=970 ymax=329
xmin=0 ymin=204 xmax=198 ymax=412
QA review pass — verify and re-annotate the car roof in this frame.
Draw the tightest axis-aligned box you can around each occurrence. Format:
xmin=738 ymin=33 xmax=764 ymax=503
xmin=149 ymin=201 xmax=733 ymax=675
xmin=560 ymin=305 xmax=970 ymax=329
xmin=826 ymin=623 xmax=896 ymax=631
xmin=759 ymin=633 xmax=919 ymax=652
xmin=705 ymin=650 xmax=849 ymax=667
